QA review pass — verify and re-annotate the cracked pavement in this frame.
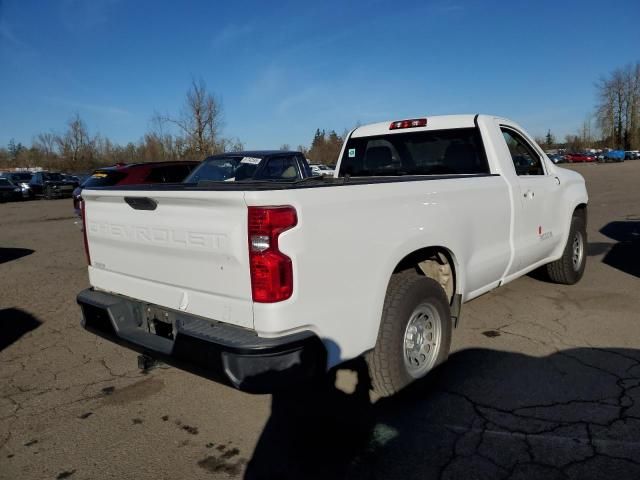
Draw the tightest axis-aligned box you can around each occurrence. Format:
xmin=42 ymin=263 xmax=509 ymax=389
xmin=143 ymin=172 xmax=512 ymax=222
xmin=1 ymin=162 xmax=640 ymax=479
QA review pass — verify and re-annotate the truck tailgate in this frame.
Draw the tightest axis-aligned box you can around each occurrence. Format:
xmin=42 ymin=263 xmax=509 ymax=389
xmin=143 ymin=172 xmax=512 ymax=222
xmin=82 ymin=189 xmax=253 ymax=328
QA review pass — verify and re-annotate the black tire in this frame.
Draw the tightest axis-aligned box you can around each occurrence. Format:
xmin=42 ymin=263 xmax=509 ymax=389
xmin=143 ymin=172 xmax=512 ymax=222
xmin=366 ymin=271 xmax=452 ymax=397
xmin=546 ymin=214 xmax=587 ymax=285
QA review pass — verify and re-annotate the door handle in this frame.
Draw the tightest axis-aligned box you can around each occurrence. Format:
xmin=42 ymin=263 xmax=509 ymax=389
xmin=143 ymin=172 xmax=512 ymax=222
xmin=523 ymin=190 xmax=535 ymax=199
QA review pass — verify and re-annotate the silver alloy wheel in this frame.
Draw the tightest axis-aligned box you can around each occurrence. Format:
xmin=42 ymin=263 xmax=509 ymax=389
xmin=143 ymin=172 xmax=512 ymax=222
xmin=572 ymin=230 xmax=584 ymax=272
xmin=403 ymin=302 xmax=442 ymax=378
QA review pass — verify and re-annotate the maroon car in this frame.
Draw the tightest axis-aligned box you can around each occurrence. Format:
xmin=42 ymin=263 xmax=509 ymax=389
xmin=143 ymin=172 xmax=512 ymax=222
xmin=73 ymin=161 xmax=199 ymax=215
xmin=564 ymin=153 xmax=595 ymax=163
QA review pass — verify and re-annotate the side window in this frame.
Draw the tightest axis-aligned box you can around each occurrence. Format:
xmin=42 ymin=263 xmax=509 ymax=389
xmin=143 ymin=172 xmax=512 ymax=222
xmin=501 ymin=128 xmax=545 ymax=176
xmin=145 ymin=165 xmax=189 ymax=183
xmin=298 ymin=156 xmax=313 ymax=177
xmin=163 ymin=165 xmax=192 ymax=182
xmin=145 ymin=167 xmax=166 ymax=183
xmin=259 ymin=155 xmax=299 ymax=180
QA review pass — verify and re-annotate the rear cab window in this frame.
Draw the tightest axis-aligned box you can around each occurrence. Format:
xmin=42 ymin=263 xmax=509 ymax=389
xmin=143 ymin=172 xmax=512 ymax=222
xmin=339 ymin=128 xmax=489 ymax=176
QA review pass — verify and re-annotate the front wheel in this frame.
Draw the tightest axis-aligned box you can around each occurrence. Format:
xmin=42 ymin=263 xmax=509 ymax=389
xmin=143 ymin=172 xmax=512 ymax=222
xmin=546 ymin=214 xmax=587 ymax=284
xmin=366 ymin=272 xmax=452 ymax=397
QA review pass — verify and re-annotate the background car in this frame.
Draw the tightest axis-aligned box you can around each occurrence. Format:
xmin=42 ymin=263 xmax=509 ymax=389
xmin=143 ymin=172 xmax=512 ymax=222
xmin=73 ymin=161 xmax=199 ymax=215
xmin=28 ymin=172 xmax=78 ymax=199
xmin=0 ymin=171 xmax=33 ymax=198
xmin=546 ymin=154 xmax=564 ymax=164
xmin=604 ymin=150 xmax=625 ymax=162
xmin=564 ymin=153 xmax=595 ymax=163
xmin=62 ymin=173 xmax=81 ymax=183
xmin=0 ymin=177 xmax=23 ymax=202
xmin=185 ymin=151 xmax=311 ymax=184
xmin=309 ymin=163 xmax=335 ymax=176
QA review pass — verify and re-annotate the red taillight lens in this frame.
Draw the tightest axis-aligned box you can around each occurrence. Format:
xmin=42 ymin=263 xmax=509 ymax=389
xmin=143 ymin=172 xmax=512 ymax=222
xmin=80 ymin=199 xmax=91 ymax=265
xmin=389 ymin=118 xmax=427 ymax=130
xmin=248 ymin=206 xmax=297 ymax=303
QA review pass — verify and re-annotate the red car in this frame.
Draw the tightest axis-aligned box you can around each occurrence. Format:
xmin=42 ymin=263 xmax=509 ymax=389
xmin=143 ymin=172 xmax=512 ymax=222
xmin=73 ymin=161 xmax=199 ymax=215
xmin=564 ymin=153 xmax=595 ymax=163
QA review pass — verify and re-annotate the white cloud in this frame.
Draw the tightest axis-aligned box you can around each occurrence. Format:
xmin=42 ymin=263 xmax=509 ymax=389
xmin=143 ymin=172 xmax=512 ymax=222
xmin=212 ymin=23 xmax=254 ymax=48
xmin=276 ymin=87 xmax=321 ymax=114
xmin=246 ymin=64 xmax=286 ymax=99
xmin=0 ymin=19 xmax=34 ymax=54
xmin=58 ymin=0 xmax=121 ymax=31
xmin=44 ymin=96 xmax=131 ymax=117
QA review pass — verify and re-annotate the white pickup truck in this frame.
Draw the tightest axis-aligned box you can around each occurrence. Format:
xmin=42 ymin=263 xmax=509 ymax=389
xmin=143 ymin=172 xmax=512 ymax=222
xmin=77 ymin=115 xmax=588 ymax=396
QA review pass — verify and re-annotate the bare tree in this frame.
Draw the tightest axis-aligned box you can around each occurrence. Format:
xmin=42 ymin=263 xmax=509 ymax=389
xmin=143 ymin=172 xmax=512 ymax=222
xmin=158 ymin=79 xmax=223 ymax=157
xmin=218 ymin=137 xmax=244 ymax=153
xmin=581 ymin=114 xmax=594 ymax=146
xmin=625 ymin=63 xmax=640 ymax=149
xmin=596 ymin=63 xmax=640 ymax=149
xmin=56 ymin=113 xmax=94 ymax=169
xmin=34 ymin=132 xmax=56 ymax=157
xmin=565 ymin=134 xmax=583 ymax=152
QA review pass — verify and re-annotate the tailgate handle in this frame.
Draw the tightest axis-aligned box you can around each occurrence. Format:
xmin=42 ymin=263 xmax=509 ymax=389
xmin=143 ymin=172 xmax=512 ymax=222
xmin=124 ymin=197 xmax=157 ymax=211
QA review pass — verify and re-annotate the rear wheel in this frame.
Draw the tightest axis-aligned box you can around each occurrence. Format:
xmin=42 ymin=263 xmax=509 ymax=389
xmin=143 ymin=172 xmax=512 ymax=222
xmin=546 ymin=214 xmax=587 ymax=284
xmin=366 ymin=271 xmax=452 ymax=397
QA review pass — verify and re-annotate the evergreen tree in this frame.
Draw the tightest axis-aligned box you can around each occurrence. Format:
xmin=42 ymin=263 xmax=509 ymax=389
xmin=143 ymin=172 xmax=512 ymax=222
xmin=545 ymin=129 xmax=555 ymax=148
xmin=7 ymin=138 xmax=25 ymax=160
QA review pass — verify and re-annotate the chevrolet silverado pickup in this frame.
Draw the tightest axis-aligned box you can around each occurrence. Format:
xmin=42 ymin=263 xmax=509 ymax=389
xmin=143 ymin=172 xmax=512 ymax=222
xmin=77 ymin=115 xmax=588 ymax=397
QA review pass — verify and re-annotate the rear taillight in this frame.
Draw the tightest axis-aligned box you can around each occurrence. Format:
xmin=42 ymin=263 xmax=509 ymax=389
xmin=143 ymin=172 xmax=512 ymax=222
xmin=248 ymin=206 xmax=297 ymax=303
xmin=80 ymin=199 xmax=91 ymax=265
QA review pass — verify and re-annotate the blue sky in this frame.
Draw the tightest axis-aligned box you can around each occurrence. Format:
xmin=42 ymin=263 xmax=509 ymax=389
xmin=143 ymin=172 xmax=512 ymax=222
xmin=1 ymin=0 xmax=639 ymax=150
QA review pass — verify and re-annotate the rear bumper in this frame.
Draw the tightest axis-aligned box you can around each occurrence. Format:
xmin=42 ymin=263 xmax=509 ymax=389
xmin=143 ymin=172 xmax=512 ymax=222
xmin=77 ymin=288 xmax=326 ymax=393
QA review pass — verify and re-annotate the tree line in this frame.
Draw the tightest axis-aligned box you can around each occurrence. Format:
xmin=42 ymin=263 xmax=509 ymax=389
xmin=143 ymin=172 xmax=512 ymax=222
xmin=0 ymin=79 xmax=244 ymax=172
xmin=595 ymin=62 xmax=640 ymax=150
xmin=536 ymin=61 xmax=640 ymax=152
xmin=0 ymin=76 xmax=344 ymax=172
xmin=3 ymin=62 xmax=638 ymax=172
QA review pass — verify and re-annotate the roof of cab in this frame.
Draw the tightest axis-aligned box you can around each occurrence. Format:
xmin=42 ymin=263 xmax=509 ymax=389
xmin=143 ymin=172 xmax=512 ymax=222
xmin=351 ymin=114 xmax=479 ymax=138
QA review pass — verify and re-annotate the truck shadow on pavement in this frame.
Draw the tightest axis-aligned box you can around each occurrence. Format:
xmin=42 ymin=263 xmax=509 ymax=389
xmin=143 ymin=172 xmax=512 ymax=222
xmin=599 ymin=221 xmax=640 ymax=278
xmin=245 ymin=347 xmax=640 ymax=480
xmin=0 ymin=247 xmax=34 ymax=264
xmin=0 ymin=308 xmax=42 ymax=351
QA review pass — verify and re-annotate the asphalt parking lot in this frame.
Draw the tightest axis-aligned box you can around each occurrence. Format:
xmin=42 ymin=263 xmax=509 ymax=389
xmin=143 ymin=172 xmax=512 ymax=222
xmin=1 ymin=162 xmax=639 ymax=480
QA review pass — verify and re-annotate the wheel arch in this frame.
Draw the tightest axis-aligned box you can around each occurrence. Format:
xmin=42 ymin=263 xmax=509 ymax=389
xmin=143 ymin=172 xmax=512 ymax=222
xmin=553 ymin=201 xmax=588 ymax=260
xmin=573 ymin=203 xmax=588 ymax=225
xmin=392 ymin=245 xmax=461 ymax=304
